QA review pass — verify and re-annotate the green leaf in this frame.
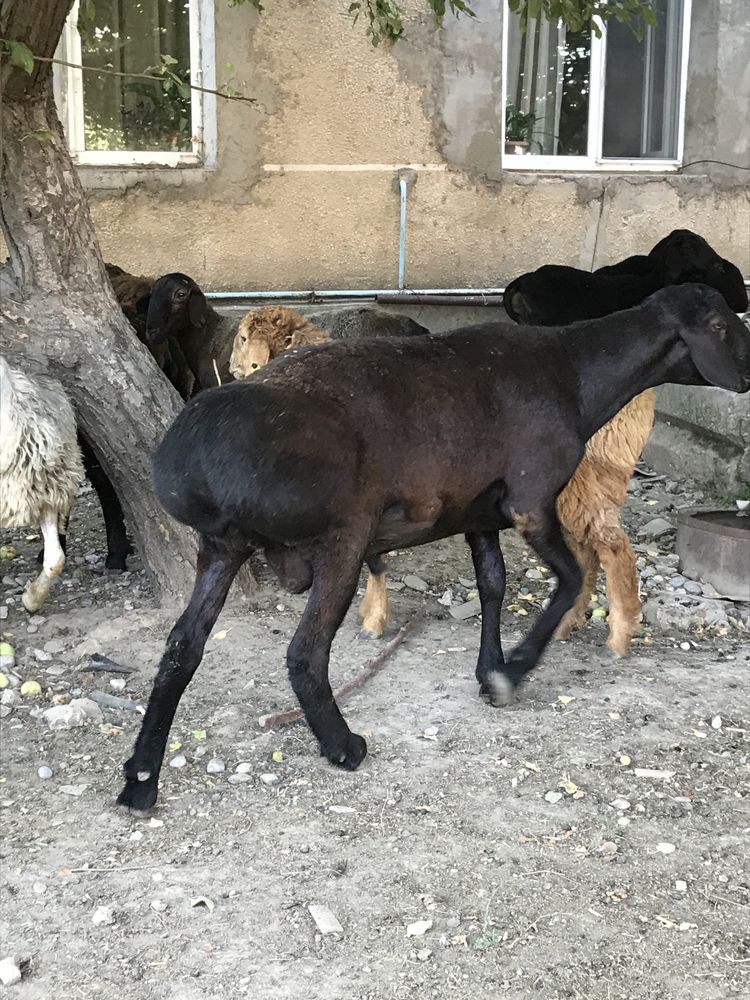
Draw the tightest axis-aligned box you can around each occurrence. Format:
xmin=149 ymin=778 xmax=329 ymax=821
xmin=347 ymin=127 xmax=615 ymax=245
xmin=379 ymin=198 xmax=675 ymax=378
xmin=6 ymin=40 xmax=34 ymax=74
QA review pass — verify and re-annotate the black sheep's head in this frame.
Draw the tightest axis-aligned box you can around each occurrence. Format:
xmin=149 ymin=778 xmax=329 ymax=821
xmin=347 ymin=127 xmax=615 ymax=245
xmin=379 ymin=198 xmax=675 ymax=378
xmin=139 ymin=273 xmax=207 ymax=345
xmin=655 ymin=283 xmax=750 ymax=393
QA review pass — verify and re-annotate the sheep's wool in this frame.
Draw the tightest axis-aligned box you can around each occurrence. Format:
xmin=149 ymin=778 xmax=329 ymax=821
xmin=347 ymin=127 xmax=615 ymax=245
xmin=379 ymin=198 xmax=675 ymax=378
xmin=0 ymin=357 xmax=84 ymax=528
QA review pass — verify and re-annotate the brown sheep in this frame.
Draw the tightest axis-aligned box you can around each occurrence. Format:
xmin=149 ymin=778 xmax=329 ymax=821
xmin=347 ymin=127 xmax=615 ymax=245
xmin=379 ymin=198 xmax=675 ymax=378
xmin=229 ymin=305 xmax=329 ymax=377
xmin=554 ymin=390 xmax=655 ymax=656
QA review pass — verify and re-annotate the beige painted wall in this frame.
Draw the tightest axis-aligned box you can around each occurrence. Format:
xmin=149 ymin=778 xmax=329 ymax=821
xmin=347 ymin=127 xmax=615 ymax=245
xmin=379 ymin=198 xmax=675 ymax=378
xmin=79 ymin=1 xmax=750 ymax=290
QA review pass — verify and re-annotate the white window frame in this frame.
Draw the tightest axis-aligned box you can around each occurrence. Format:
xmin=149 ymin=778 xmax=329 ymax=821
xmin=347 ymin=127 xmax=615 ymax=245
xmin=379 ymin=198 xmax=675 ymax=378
xmin=501 ymin=0 xmax=692 ymax=173
xmin=53 ymin=0 xmax=216 ymax=168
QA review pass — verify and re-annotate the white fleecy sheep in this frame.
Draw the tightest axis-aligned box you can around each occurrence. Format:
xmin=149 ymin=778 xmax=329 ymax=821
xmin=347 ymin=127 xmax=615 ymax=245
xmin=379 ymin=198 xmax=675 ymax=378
xmin=0 ymin=356 xmax=84 ymax=612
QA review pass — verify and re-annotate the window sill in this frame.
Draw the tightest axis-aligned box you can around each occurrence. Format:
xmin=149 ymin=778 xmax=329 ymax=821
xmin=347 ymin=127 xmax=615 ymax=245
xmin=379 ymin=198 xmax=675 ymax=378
xmin=501 ymin=156 xmax=682 ymax=174
xmin=72 ymin=152 xmax=206 ymax=168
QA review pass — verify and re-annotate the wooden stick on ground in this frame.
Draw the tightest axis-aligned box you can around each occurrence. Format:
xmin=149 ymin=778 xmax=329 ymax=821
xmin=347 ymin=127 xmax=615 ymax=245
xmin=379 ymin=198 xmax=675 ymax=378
xmin=257 ymin=612 xmax=425 ymax=731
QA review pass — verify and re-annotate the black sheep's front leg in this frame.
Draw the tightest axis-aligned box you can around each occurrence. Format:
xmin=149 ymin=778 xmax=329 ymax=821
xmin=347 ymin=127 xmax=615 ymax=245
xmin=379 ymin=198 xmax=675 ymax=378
xmin=486 ymin=506 xmax=582 ymax=705
xmin=117 ymin=535 xmax=249 ymax=812
xmin=466 ymin=531 xmax=507 ymax=699
xmin=287 ymin=535 xmax=369 ymax=770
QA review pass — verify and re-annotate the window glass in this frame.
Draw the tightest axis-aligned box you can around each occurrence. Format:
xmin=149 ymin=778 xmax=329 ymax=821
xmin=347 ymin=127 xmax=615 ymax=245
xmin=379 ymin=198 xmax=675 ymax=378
xmin=602 ymin=0 xmax=684 ymax=159
xmin=504 ymin=0 xmax=686 ymax=164
xmin=76 ymin=0 xmax=192 ymax=152
xmin=506 ymin=14 xmax=591 ymax=156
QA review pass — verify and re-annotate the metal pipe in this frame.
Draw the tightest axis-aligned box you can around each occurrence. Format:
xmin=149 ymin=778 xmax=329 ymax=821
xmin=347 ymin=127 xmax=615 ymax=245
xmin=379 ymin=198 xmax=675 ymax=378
xmin=398 ymin=176 xmax=408 ymax=290
xmin=206 ymin=279 xmax=749 ymax=304
xmin=377 ymin=293 xmax=505 ymax=306
xmin=206 ymin=287 xmax=508 ymax=302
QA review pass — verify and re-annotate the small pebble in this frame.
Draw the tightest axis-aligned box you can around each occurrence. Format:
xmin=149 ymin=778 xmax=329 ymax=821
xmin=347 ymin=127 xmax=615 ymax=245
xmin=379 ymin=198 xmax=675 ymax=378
xmin=235 ymin=762 xmax=253 ymax=774
xmin=259 ymin=773 xmax=278 ymax=785
xmin=43 ymin=703 xmax=87 ymax=730
xmin=683 ymin=580 xmax=703 ymax=595
xmin=92 ymin=905 xmax=115 ymax=926
xmin=449 ymin=598 xmax=482 ymax=621
xmin=610 ymin=798 xmax=631 ymax=810
xmin=1 ymin=689 xmax=19 ymax=707
xmin=32 ymin=882 xmax=46 ymax=895
xmin=37 ymin=766 xmax=53 ymax=780
xmin=206 ymin=758 xmax=226 ymax=774
xmin=227 ymin=773 xmax=251 ymax=784
xmin=109 ymin=677 xmax=126 ymax=691
xmin=679 ymin=642 xmax=691 ymax=651
xmin=403 ymin=575 xmax=428 ymax=593
xmin=150 ymin=899 xmax=167 ymax=913
xmin=0 ymin=607 xmax=7 ymax=620
xmin=655 ymin=842 xmax=676 ymax=854
xmin=711 ymin=715 xmax=722 ymax=730
xmin=169 ymin=755 xmax=187 ymax=768
xmin=0 ymin=957 xmax=22 ymax=986
xmin=675 ymin=880 xmax=688 ymax=892
xmin=308 ymin=904 xmax=343 ymax=935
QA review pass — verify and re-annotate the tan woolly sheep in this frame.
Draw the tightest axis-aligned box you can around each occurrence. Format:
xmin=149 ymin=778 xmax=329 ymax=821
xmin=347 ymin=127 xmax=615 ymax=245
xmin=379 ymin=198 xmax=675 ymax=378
xmin=229 ymin=306 xmax=329 ymax=378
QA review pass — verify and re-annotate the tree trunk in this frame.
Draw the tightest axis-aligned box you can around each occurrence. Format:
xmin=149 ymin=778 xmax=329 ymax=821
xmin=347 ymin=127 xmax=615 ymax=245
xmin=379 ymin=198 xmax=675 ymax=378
xmin=0 ymin=0 xmax=198 ymax=602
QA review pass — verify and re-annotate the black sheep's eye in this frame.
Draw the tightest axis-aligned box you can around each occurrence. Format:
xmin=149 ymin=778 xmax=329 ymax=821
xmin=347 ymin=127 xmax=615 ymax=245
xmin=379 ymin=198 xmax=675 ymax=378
xmin=175 ymin=289 xmax=188 ymax=301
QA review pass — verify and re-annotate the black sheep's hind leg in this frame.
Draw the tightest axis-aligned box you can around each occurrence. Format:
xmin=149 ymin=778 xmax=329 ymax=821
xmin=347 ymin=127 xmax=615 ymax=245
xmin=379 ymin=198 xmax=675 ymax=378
xmin=466 ymin=532 xmax=508 ymax=702
xmin=287 ymin=531 xmax=370 ymax=770
xmin=117 ymin=535 xmax=249 ymax=812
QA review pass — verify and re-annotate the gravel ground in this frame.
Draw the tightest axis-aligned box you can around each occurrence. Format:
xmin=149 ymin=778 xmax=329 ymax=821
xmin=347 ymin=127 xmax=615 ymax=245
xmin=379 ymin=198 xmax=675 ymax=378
xmin=1 ymin=471 xmax=748 ymax=1000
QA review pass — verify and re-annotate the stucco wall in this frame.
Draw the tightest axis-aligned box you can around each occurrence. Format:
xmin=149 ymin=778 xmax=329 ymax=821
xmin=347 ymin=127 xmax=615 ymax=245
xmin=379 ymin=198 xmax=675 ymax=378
xmin=79 ymin=0 xmax=750 ymax=290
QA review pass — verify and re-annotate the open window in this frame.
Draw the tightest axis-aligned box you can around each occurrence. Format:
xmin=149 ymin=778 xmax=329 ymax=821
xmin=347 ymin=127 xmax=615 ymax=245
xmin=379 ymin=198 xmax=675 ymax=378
xmin=502 ymin=0 xmax=691 ymax=171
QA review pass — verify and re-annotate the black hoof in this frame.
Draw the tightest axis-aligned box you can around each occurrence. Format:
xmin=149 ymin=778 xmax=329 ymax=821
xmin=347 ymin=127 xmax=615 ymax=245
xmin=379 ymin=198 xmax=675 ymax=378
xmin=116 ymin=771 xmax=159 ymax=813
xmin=323 ymin=732 xmax=368 ymax=771
xmin=105 ymin=553 xmax=129 ymax=572
xmin=478 ymin=672 xmax=516 ymax=707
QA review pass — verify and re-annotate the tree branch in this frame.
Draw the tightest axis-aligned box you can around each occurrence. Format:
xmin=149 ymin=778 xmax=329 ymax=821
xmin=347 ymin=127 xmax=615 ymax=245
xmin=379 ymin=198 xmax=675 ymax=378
xmin=0 ymin=43 xmax=258 ymax=107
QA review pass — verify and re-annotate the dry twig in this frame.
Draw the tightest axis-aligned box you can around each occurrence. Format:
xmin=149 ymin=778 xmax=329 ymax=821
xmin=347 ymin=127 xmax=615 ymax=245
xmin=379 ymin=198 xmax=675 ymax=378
xmin=258 ymin=612 xmax=424 ymax=730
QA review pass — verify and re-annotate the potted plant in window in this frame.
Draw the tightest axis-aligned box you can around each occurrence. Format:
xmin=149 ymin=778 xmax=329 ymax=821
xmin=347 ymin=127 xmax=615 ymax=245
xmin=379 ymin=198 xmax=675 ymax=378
xmin=505 ymin=104 xmax=536 ymax=155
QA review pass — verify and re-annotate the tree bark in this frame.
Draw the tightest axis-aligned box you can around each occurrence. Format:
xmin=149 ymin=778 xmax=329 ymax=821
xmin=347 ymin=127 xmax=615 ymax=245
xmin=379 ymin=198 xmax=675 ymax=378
xmin=0 ymin=0 xmax=198 ymax=602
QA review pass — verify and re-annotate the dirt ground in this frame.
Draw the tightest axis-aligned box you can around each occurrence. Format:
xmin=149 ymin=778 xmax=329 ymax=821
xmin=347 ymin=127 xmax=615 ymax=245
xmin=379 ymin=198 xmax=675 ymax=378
xmin=1 ymin=471 xmax=748 ymax=1000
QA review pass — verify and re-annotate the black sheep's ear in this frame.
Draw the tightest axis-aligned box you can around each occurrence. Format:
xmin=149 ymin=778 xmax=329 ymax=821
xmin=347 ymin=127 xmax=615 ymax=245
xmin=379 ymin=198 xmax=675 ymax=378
xmin=188 ymin=286 xmax=207 ymax=326
xmin=135 ymin=293 xmax=151 ymax=316
xmin=680 ymin=317 xmax=744 ymax=391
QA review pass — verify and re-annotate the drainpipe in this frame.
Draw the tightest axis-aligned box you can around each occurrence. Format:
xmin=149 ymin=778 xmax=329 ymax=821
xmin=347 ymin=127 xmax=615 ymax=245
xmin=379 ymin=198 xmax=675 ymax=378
xmin=395 ymin=168 xmax=417 ymax=291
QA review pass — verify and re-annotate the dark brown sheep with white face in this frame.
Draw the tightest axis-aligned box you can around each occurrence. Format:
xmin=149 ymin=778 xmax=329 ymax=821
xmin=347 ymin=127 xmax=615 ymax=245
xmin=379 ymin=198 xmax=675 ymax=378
xmin=116 ymin=284 xmax=750 ymax=812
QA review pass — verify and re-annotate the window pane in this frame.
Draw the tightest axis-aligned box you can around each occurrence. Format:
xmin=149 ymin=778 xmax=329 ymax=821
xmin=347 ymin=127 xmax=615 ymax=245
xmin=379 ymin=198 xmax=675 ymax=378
xmin=506 ymin=13 xmax=591 ymax=156
xmin=602 ymin=0 xmax=684 ymax=159
xmin=77 ymin=0 xmax=192 ymax=152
